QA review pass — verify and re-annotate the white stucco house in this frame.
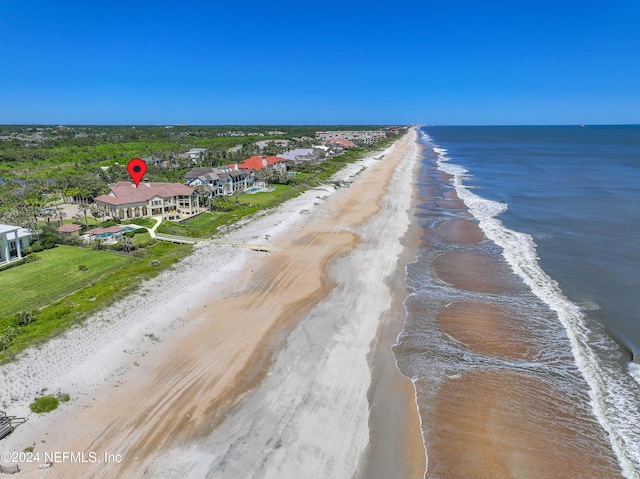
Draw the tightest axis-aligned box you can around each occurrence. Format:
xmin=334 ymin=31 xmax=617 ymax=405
xmin=0 ymin=224 xmax=32 ymax=264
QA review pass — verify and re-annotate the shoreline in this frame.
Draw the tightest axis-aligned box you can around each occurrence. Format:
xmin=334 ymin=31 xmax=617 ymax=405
xmin=356 ymin=175 xmax=426 ymax=479
xmin=398 ymin=140 xmax=623 ymax=478
xmin=1 ymin=130 xmax=425 ymax=478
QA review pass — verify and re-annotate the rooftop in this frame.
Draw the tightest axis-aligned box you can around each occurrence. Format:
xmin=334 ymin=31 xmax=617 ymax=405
xmin=57 ymin=224 xmax=83 ymax=233
xmin=95 ymin=182 xmax=195 ymax=206
xmin=0 ymin=224 xmax=32 ymax=237
xmin=231 ymin=156 xmax=286 ymax=171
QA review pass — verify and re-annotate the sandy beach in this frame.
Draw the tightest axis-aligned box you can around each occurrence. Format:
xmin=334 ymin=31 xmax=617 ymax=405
xmin=0 ymin=130 xmax=425 ymax=478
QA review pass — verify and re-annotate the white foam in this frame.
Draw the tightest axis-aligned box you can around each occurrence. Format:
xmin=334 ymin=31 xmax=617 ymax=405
xmin=629 ymin=363 xmax=640 ymax=385
xmin=435 ymin=146 xmax=640 ymax=478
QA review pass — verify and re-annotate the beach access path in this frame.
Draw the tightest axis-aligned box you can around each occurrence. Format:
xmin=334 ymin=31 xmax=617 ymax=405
xmin=1 ymin=130 xmax=424 ymax=478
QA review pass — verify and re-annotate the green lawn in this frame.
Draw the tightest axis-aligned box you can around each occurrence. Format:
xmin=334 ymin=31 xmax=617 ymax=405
xmin=157 ymin=185 xmax=302 ymax=239
xmin=0 ymin=245 xmax=132 ymax=317
xmin=0 ymin=241 xmax=191 ymax=362
xmin=237 ymin=184 xmax=293 ymax=206
xmin=122 ymin=217 xmax=156 ymax=229
xmin=132 ymin=231 xmax=155 ymax=248
xmin=38 ymin=218 xmax=100 ymax=229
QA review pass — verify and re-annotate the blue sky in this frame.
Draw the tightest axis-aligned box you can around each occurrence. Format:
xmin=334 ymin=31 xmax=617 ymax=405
xmin=1 ymin=0 xmax=639 ymax=125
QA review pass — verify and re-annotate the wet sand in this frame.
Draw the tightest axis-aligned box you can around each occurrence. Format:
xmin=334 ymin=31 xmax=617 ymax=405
xmin=358 ymin=176 xmax=426 ymax=479
xmin=433 ymin=249 xmax=522 ymax=294
xmin=439 ymin=301 xmax=539 ymax=360
xmin=428 ymin=371 xmax=622 ymax=479
xmin=423 ymin=182 xmax=623 ymax=477
xmin=434 ymin=218 xmax=484 ymax=245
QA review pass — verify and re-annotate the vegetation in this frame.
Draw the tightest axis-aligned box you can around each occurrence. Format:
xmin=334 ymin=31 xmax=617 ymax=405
xmin=28 ymin=392 xmax=70 ymax=414
xmin=0 ymin=241 xmax=192 ymax=362
xmin=0 ymin=124 xmax=405 ymax=362
xmin=0 ymin=245 xmax=132 ymax=317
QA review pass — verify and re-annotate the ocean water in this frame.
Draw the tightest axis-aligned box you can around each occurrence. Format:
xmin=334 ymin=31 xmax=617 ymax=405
xmin=394 ymin=126 xmax=640 ymax=478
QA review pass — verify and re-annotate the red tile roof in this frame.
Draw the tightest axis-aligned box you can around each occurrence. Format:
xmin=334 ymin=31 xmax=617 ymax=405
xmin=323 ymin=138 xmax=356 ymax=148
xmin=57 ymin=224 xmax=83 ymax=233
xmin=95 ymin=182 xmax=195 ymax=206
xmin=229 ymin=156 xmax=286 ymax=171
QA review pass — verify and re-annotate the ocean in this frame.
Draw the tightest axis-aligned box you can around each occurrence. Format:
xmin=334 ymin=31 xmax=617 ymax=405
xmin=394 ymin=126 xmax=640 ymax=478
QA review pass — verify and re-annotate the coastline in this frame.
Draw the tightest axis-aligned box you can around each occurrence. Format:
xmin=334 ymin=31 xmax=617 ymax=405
xmin=356 ymin=142 xmax=425 ymax=479
xmin=395 ymin=141 xmax=624 ymax=478
xmin=1 ymin=130 xmax=425 ymax=478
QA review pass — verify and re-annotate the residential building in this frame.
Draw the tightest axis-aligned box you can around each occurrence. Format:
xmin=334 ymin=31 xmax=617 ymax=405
xmin=186 ymin=167 xmax=254 ymax=197
xmin=316 ymin=130 xmax=387 ymax=145
xmin=94 ymin=181 xmax=199 ymax=221
xmin=280 ymin=147 xmax=327 ymax=164
xmin=0 ymin=224 xmax=32 ymax=264
xmin=255 ymin=139 xmax=289 ymax=151
xmin=142 ymin=156 xmax=168 ymax=168
xmin=230 ymin=156 xmax=287 ymax=173
xmin=323 ymin=138 xmax=356 ymax=148
xmin=178 ymin=148 xmax=208 ymax=160
xmin=57 ymin=224 xmax=83 ymax=236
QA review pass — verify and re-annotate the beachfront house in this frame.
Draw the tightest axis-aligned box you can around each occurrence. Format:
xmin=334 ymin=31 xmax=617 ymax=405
xmin=186 ymin=167 xmax=254 ymax=197
xmin=0 ymin=224 xmax=32 ymax=264
xmin=94 ymin=181 xmax=199 ymax=221
xmin=231 ymin=156 xmax=287 ymax=174
xmin=280 ymin=147 xmax=328 ymax=164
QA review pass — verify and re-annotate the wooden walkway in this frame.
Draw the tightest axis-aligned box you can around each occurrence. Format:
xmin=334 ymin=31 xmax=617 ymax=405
xmin=154 ymin=233 xmax=198 ymax=244
xmin=154 ymin=233 xmax=277 ymax=253
xmin=0 ymin=410 xmax=26 ymax=441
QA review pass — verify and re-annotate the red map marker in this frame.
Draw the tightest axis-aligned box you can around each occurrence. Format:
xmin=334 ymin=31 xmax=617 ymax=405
xmin=127 ymin=158 xmax=147 ymax=187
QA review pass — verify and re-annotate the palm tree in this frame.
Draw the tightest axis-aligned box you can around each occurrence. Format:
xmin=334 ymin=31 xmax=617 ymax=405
xmin=80 ymin=203 xmax=90 ymax=227
xmin=118 ymin=235 xmax=134 ymax=254
xmin=56 ymin=207 xmax=66 ymax=226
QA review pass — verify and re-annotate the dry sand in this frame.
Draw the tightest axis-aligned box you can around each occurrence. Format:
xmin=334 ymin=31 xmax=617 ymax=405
xmin=1 ymin=130 xmax=425 ymax=478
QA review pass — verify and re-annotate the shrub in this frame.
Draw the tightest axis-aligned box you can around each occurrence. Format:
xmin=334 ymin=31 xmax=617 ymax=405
xmin=31 ymin=242 xmax=44 ymax=252
xmin=0 ymin=326 xmax=19 ymax=351
xmin=15 ymin=310 xmax=36 ymax=326
xmin=100 ymin=218 xmax=121 ymax=227
xmin=29 ymin=395 xmax=59 ymax=414
xmin=29 ymin=392 xmax=70 ymax=414
xmin=42 ymin=235 xmax=57 ymax=249
xmin=91 ymin=239 xmax=105 ymax=250
xmin=24 ymin=253 xmax=40 ymax=263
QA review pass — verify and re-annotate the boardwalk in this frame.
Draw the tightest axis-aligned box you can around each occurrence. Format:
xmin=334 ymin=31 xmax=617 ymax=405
xmin=0 ymin=410 xmax=26 ymax=441
xmin=154 ymin=233 xmax=278 ymax=253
